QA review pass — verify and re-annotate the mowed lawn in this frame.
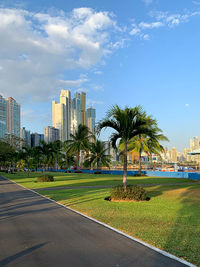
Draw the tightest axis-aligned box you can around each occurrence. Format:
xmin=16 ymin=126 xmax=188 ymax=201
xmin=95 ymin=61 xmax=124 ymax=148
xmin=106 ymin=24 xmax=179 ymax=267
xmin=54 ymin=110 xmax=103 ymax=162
xmin=2 ymin=171 xmax=196 ymax=190
xmin=2 ymin=172 xmax=200 ymax=266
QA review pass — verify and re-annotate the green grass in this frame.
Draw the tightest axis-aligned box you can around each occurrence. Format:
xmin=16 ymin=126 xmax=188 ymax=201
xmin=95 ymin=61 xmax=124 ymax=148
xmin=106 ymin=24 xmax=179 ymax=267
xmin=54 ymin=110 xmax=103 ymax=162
xmin=2 ymin=172 xmax=200 ymax=265
xmin=38 ymin=184 xmax=200 ymax=266
xmin=2 ymin=172 xmax=196 ymax=190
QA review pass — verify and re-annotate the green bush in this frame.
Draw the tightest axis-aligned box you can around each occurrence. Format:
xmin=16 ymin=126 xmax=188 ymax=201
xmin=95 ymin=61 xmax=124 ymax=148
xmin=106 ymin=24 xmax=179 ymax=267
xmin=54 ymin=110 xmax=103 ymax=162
xmin=110 ymin=185 xmax=147 ymax=201
xmin=37 ymin=175 xmax=54 ymax=182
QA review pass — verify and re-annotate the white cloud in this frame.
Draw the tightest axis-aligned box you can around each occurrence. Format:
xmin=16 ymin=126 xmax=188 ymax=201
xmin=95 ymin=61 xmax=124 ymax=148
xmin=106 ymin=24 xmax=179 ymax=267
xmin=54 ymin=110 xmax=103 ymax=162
xmin=0 ymin=7 xmax=123 ymax=102
xmin=142 ymin=0 xmax=153 ymax=5
xmin=130 ymin=10 xmax=200 ymax=40
xmin=87 ymin=98 xmax=104 ymax=107
xmin=142 ymin=34 xmax=150 ymax=40
xmin=58 ymin=78 xmax=89 ymax=87
xmin=94 ymin=70 xmax=103 ymax=75
xmin=185 ymin=103 xmax=190 ymax=107
xmin=139 ymin=21 xmax=164 ymax=29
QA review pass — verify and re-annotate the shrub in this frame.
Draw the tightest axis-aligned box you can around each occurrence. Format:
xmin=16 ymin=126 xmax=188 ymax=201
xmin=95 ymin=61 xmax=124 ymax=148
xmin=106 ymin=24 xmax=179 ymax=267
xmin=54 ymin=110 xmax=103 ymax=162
xmin=74 ymin=170 xmax=82 ymax=173
xmin=110 ymin=185 xmax=147 ymax=201
xmin=37 ymin=174 xmax=54 ymax=182
xmin=133 ymin=173 xmax=146 ymax=177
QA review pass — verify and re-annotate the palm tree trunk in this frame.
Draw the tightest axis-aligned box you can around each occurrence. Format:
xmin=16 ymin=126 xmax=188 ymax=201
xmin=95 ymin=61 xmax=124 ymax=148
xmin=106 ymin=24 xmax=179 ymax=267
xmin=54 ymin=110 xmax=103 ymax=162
xmin=123 ymin=142 xmax=127 ymax=189
xmin=138 ymin=149 xmax=142 ymax=175
xmin=77 ymin=150 xmax=80 ymax=168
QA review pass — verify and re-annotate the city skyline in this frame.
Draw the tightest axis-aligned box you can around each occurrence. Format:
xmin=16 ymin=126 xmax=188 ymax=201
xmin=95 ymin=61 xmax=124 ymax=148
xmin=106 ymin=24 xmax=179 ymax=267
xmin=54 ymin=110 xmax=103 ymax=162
xmin=1 ymin=1 xmax=200 ymax=150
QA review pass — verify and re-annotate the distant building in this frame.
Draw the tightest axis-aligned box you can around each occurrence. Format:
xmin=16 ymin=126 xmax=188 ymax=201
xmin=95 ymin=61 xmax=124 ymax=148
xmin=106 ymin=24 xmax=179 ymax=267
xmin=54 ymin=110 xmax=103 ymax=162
xmin=86 ymin=107 xmax=96 ymax=135
xmin=44 ymin=126 xmax=59 ymax=143
xmin=80 ymin=92 xmax=86 ymax=125
xmin=7 ymin=97 xmax=20 ymax=137
xmin=20 ymin=127 xmax=31 ymax=147
xmin=0 ymin=95 xmax=7 ymax=139
xmin=31 ymin=133 xmax=44 ymax=147
xmin=171 ymin=147 xmax=177 ymax=162
xmin=52 ymin=90 xmax=88 ymax=141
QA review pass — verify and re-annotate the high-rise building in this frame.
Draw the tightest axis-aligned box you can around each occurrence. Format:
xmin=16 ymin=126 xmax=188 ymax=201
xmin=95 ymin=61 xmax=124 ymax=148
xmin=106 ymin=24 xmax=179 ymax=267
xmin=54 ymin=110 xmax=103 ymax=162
xmin=52 ymin=90 xmax=89 ymax=141
xmin=44 ymin=126 xmax=59 ymax=143
xmin=71 ymin=94 xmax=81 ymax=135
xmin=52 ymin=90 xmax=71 ymax=142
xmin=80 ymin=92 xmax=86 ymax=125
xmin=60 ymin=90 xmax=71 ymax=140
xmin=7 ymin=97 xmax=20 ymax=137
xmin=20 ymin=127 xmax=31 ymax=147
xmin=86 ymin=107 xmax=96 ymax=134
xmin=171 ymin=147 xmax=177 ymax=162
xmin=0 ymin=95 xmax=7 ymax=139
xmin=31 ymin=133 xmax=44 ymax=147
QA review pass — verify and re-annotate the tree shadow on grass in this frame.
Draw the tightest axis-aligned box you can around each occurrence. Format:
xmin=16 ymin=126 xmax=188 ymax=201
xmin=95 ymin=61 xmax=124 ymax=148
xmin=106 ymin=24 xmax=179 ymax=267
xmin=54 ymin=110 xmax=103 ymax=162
xmin=162 ymin=184 xmax=200 ymax=266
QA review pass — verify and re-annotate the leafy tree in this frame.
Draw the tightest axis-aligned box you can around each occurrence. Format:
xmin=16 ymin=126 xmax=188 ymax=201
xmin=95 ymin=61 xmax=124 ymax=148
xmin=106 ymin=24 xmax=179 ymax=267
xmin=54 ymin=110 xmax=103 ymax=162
xmin=98 ymin=105 xmax=163 ymax=188
xmin=85 ymin=139 xmax=111 ymax=169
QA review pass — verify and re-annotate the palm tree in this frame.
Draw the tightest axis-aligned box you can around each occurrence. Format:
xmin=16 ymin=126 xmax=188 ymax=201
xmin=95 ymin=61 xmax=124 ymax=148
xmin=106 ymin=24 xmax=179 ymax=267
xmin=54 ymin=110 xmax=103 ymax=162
xmin=120 ymin=129 xmax=168 ymax=174
xmin=22 ymin=146 xmax=35 ymax=176
xmin=39 ymin=141 xmax=54 ymax=172
xmin=97 ymin=105 xmax=161 ymax=188
xmin=85 ymin=139 xmax=111 ymax=169
xmin=64 ymin=124 xmax=92 ymax=168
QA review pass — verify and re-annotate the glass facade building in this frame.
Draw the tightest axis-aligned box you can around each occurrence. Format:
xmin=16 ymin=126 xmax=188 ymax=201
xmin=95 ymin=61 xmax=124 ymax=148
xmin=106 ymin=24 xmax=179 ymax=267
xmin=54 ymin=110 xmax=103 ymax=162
xmin=0 ymin=95 xmax=7 ymax=139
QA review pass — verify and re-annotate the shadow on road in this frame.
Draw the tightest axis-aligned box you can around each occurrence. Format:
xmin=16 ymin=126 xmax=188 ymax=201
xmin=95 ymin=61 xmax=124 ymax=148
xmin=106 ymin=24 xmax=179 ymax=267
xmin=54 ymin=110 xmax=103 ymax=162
xmin=0 ymin=242 xmax=48 ymax=266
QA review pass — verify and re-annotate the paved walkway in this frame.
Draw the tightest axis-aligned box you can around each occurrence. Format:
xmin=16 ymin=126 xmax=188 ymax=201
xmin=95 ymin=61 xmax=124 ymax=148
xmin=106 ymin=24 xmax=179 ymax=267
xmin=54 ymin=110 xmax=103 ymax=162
xmin=34 ymin=181 xmax=200 ymax=191
xmin=0 ymin=176 xmax=192 ymax=267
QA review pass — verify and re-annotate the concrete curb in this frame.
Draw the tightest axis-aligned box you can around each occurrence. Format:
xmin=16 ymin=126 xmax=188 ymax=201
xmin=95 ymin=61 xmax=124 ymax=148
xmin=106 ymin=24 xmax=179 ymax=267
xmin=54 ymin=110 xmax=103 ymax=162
xmin=2 ymin=176 xmax=197 ymax=267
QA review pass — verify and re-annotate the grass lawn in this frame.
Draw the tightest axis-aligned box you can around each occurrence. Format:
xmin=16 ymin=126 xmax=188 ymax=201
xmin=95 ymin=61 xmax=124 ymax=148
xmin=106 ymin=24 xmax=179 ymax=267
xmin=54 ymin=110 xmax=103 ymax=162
xmin=1 ymin=171 xmax=196 ymax=190
xmin=2 ymin=172 xmax=200 ymax=265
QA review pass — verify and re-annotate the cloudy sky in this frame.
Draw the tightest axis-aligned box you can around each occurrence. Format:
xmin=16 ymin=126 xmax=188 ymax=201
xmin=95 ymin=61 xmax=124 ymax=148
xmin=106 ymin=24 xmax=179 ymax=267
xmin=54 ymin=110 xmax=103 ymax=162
xmin=1 ymin=0 xmax=200 ymax=151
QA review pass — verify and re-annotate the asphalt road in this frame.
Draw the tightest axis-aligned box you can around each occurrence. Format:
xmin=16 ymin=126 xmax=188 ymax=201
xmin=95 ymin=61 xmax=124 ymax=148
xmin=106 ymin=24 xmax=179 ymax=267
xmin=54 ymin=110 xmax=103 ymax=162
xmin=0 ymin=176 xmax=190 ymax=267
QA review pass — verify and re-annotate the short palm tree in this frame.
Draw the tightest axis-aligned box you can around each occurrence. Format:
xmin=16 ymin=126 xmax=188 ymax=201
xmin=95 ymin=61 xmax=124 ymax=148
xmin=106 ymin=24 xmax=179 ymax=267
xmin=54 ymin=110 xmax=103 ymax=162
xmin=98 ymin=105 xmax=161 ymax=188
xmin=85 ymin=139 xmax=111 ymax=169
xmin=64 ymin=124 xmax=92 ymax=168
xmin=120 ymin=129 xmax=168 ymax=174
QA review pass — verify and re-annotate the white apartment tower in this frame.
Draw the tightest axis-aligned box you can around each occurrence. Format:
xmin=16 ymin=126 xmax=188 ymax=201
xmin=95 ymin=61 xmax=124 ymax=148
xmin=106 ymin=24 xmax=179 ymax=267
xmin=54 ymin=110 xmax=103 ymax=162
xmin=44 ymin=126 xmax=60 ymax=143
xmin=52 ymin=90 xmax=71 ymax=142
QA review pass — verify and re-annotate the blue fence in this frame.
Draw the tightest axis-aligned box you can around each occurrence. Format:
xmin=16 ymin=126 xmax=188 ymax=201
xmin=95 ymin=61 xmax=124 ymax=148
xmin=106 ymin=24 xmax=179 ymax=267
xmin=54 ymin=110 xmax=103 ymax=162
xmin=37 ymin=168 xmax=200 ymax=180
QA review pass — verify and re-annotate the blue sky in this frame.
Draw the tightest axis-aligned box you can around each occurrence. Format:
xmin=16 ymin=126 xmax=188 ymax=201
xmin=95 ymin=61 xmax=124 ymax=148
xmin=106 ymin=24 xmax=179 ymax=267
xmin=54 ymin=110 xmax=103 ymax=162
xmin=1 ymin=0 xmax=200 ymax=151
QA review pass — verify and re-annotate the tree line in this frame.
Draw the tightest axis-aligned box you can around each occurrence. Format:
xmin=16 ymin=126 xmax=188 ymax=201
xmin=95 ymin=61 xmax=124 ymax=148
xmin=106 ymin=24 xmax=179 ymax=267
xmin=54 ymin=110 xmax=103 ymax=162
xmin=0 ymin=105 xmax=168 ymax=186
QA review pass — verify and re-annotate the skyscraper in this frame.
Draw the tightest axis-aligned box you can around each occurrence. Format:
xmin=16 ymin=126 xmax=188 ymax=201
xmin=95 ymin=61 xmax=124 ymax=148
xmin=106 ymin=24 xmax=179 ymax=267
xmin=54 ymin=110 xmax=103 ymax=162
xmin=71 ymin=94 xmax=81 ymax=135
xmin=20 ymin=127 xmax=31 ymax=147
xmin=44 ymin=126 xmax=59 ymax=143
xmin=80 ymin=92 xmax=86 ymax=125
xmin=0 ymin=95 xmax=7 ymax=139
xmin=86 ymin=107 xmax=96 ymax=134
xmin=31 ymin=133 xmax=44 ymax=147
xmin=171 ymin=147 xmax=177 ymax=162
xmin=7 ymin=97 xmax=20 ymax=137
xmin=52 ymin=90 xmax=71 ymax=142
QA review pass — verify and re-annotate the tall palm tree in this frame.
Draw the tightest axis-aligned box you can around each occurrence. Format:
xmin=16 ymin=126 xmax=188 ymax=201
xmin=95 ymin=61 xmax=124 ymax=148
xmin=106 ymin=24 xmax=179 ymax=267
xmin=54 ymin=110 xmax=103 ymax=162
xmin=97 ymin=105 xmax=161 ymax=188
xmin=85 ymin=139 xmax=111 ymax=169
xmin=64 ymin=124 xmax=92 ymax=168
xmin=22 ymin=146 xmax=35 ymax=176
xmin=39 ymin=141 xmax=54 ymax=172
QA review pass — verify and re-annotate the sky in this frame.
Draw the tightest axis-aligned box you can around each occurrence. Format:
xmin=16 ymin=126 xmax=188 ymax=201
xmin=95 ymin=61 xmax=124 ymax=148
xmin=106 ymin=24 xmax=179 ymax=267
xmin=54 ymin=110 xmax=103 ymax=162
xmin=1 ymin=0 xmax=200 ymax=151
